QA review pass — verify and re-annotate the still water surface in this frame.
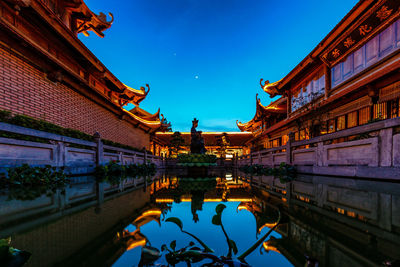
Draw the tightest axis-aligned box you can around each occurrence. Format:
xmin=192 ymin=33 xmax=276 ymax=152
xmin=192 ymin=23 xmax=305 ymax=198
xmin=1 ymin=171 xmax=399 ymax=266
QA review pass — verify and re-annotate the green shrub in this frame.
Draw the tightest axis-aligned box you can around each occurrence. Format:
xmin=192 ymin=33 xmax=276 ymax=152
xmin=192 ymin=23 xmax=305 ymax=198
xmin=239 ymin=162 xmax=297 ymax=183
xmin=0 ymin=110 xmax=12 ymax=122
xmin=95 ymin=160 xmax=125 ymax=185
xmin=177 ymin=154 xmax=217 ymax=164
xmin=95 ymin=161 xmax=157 ymax=184
xmin=1 ymin=164 xmax=68 ymax=201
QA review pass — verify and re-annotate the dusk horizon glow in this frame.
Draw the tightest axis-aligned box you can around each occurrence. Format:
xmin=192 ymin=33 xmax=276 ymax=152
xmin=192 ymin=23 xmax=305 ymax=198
xmin=81 ymin=0 xmax=358 ymax=132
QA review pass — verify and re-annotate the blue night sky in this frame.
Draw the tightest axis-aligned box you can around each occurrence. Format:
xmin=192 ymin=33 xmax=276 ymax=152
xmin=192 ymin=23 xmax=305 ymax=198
xmin=81 ymin=0 xmax=358 ymax=132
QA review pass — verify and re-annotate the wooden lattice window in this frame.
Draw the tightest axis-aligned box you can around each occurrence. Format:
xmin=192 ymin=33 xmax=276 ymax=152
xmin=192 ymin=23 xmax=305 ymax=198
xmin=358 ymin=106 xmax=370 ymax=125
xmin=347 ymin=111 xmax=358 ymax=128
xmin=336 ymin=115 xmax=346 ymax=131
xmin=373 ymin=102 xmax=387 ymax=120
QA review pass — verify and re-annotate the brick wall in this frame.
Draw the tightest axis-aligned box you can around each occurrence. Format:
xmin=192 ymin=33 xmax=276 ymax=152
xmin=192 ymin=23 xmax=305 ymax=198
xmin=0 ymin=46 xmax=150 ymax=149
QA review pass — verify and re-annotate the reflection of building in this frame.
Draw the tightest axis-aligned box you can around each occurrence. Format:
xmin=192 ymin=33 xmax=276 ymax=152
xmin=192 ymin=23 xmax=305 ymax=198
xmin=0 ymin=0 xmax=169 ymax=150
xmin=154 ymin=132 xmax=253 ymax=157
xmin=242 ymin=174 xmax=400 ymax=266
xmin=237 ymin=1 xmax=400 ymax=166
xmin=4 ymin=183 xmax=152 ymax=266
xmin=153 ymin=177 xmax=253 ymax=203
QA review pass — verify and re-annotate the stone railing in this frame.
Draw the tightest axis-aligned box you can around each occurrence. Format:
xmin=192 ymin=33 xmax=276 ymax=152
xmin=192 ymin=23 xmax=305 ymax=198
xmin=238 ymin=117 xmax=400 ymax=179
xmin=0 ymin=122 xmax=166 ymax=175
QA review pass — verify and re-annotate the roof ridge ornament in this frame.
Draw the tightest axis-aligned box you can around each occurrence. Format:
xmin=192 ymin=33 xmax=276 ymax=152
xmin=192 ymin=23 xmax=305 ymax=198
xmin=97 ymin=12 xmax=114 ymax=24
xmin=260 ymin=79 xmax=282 ymax=98
xmin=259 ymin=79 xmax=269 ymax=89
xmin=74 ymin=2 xmax=114 ymax=38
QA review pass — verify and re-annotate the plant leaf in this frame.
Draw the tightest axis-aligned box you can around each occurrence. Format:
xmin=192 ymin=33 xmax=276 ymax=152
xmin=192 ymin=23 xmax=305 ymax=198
xmin=215 ymin=203 xmax=226 ymax=214
xmin=165 ymin=217 xmax=183 ymax=231
xmin=170 ymin=240 xmax=176 ymax=251
xmin=229 ymin=239 xmax=238 ymax=255
xmin=212 ymin=214 xmax=221 ymax=225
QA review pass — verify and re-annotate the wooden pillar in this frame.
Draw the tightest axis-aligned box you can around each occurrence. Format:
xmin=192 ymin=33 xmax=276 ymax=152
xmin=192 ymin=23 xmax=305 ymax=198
xmin=235 ymin=152 xmax=238 ymax=168
xmin=324 ymin=65 xmax=331 ymax=99
xmin=287 ymin=91 xmax=292 ymax=117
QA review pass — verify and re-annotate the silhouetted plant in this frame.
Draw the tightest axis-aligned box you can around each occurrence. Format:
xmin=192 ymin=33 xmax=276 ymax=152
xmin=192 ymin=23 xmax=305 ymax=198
xmin=165 ymin=217 xmax=213 ymax=253
xmin=169 ymin=131 xmax=185 ymax=155
xmin=212 ymin=203 xmax=238 ymax=258
xmin=150 ymin=208 xmax=282 ymax=266
xmin=0 ymin=237 xmax=31 ymax=265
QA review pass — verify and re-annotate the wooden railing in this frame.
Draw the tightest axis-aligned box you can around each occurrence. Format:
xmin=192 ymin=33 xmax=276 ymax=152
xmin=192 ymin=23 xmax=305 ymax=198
xmin=0 ymin=122 xmax=166 ymax=175
xmin=238 ymin=117 xmax=400 ymax=179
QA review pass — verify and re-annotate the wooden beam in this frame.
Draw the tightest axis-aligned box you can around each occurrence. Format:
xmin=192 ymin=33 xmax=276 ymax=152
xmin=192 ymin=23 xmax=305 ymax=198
xmin=28 ymin=0 xmax=104 ymax=72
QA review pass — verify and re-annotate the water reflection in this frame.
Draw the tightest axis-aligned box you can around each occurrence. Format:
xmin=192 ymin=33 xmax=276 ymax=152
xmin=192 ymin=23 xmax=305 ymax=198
xmin=0 ymin=171 xmax=399 ymax=266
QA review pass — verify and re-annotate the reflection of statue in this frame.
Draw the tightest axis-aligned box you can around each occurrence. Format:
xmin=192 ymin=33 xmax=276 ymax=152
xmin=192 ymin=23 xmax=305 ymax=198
xmin=190 ymin=118 xmax=206 ymax=154
xmin=191 ymin=190 xmax=205 ymax=223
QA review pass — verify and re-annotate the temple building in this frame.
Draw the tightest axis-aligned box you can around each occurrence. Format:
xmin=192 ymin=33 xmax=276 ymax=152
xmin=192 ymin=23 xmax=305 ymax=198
xmin=0 ymin=0 xmax=170 ymax=150
xmin=153 ymin=132 xmax=253 ymax=157
xmin=238 ymin=0 xmax=400 ymax=155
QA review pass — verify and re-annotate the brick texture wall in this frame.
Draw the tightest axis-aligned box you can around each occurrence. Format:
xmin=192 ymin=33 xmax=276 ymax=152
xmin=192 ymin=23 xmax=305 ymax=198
xmin=0 ymin=46 xmax=150 ymax=149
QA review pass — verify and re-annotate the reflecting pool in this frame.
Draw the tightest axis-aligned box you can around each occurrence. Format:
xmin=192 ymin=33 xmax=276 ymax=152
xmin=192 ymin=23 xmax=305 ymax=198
xmin=1 ymin=171 xmax=399 ymax=266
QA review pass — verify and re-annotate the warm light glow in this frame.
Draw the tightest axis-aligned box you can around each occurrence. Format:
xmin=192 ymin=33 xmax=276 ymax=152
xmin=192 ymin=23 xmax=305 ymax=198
xmin=237 ymin=205 xmax=249 ymax=211
xmin=156 ymin=198 xmax=253 ymax=203
xmin=141 ymin=210 xmax=162 ymax=217
xmin=297 ymin=195 xmax=310 ymax=203
xmin=123 ymin=109 xmax=161 ymax=126
xmin=127 ymin=239 xmax=147 ymax=251
xmin=347 ymin=211 xmax=356 ymax=218
xmin=337 ymin=208 xmax=345 ymax=214
xmin=123 ymin=84 xmax=147 ymax=95
xmin=155 ymin=199 xmax=174 ymax=203
xmin=133 ymin=209 xmax=162 ymax=225
xmin=262 ymin=242 xmax=281 ymax=254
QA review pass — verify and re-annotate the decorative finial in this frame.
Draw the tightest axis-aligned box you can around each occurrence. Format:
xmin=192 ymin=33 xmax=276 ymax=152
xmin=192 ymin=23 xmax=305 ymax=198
xmin=260 ymin=78 xmax=270 ymax=89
